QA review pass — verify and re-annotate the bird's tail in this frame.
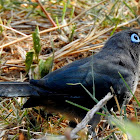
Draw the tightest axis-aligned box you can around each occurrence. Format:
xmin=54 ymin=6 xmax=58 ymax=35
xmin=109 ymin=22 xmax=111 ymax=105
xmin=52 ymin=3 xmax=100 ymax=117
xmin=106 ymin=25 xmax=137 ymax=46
xmin=0 ymin=82 xmax=39 ymax=97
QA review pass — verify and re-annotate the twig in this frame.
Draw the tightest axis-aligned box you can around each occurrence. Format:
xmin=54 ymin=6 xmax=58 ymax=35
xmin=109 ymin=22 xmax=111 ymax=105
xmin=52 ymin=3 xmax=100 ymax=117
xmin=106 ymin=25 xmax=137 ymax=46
xmin=0 ymin=24 xmax=28 ymax=37
xmin=114 ymin=95 xmax=121 ymax=113
xmin=67 ymin=44 xmax=103 ymax=55
xmin=0 ymin=76 xmax=13 ymax=81
xmin=110 ymin=86 xmax=121 ymax=113
xmin=0 ymin=24 xmax=68 ymax=49
xmin=35 ymin=0 xmax=57 ymax=27
xmin=70 ymin=93 xmax=113 ymax=139
xmin=2 ymin=64 xmax=25 ymax=68
xmin=5 ymin=60 xmax=24 ymax=64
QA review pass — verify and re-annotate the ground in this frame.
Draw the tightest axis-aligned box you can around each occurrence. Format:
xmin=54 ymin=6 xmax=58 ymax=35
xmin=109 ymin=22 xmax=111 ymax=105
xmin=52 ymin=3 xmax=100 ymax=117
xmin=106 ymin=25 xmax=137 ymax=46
xmin=0 ymin=0 xmax=140 ymax=139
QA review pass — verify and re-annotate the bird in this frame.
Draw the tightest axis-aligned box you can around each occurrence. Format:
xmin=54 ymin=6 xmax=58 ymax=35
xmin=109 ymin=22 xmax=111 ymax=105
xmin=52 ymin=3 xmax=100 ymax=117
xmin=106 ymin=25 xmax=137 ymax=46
xmin=0 ymin=29 xmax=140 ymax=130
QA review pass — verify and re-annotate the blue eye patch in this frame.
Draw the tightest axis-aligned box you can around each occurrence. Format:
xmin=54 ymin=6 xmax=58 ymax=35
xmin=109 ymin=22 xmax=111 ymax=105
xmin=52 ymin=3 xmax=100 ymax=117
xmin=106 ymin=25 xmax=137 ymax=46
xmin=131 ymin=33 xmax=140 ymax=43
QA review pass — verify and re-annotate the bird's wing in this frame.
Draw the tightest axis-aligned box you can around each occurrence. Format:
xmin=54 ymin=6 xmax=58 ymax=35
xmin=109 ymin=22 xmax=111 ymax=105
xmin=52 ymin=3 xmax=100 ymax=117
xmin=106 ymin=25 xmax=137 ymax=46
xmin=30 ymin=55 xmax=128 ymax=97
xmin=30 ymin=57 xmax=93 ymax=95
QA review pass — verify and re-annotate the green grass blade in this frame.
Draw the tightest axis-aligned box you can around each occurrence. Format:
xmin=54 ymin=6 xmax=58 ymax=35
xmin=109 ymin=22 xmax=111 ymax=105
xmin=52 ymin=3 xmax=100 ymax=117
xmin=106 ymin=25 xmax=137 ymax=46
xmin=69 ymin=24 xmax=76 ymax=42
xmin=67 ymin=83 xmax=108 ymax=113
xmin=25 ymin=51 xmax=34 ymax=72
xmin=123 ymin=1 xmax=137 ymax=17
xmin=32 ymin=26 xmax=41 ymax=61
xmin=62 ymin=2 xmax=67 ymax=22
xmin=66 ymin=100 xmax=106 ymax=116
xmin=66 ymin=100 xmax=90 ymax=111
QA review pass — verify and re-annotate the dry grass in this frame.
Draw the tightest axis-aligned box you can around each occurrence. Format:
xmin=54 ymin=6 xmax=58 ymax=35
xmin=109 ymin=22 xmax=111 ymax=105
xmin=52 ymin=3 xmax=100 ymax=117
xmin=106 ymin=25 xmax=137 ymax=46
xmin=0 ymin=0 xmax=140 ymax=139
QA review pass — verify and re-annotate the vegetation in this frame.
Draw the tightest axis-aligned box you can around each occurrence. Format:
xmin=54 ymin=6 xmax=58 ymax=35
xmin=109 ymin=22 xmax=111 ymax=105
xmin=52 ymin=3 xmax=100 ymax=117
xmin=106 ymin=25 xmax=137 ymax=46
xmin=0 ymin=0 xmax=140 ymax=139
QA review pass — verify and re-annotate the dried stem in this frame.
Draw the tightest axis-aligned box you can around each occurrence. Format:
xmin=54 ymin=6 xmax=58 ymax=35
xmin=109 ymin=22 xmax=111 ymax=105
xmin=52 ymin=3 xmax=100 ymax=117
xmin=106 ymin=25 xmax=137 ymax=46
xmin=35 ymin=0 xmax=57 ymax=27
xmin=70 ymin=93 xmax=113 ymax=139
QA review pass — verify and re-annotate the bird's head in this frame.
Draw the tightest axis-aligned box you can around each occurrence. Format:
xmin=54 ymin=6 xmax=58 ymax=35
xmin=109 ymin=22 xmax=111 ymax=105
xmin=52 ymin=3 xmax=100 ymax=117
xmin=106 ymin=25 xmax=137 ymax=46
xmin=103 ymin=29 xmax=140 ymax=56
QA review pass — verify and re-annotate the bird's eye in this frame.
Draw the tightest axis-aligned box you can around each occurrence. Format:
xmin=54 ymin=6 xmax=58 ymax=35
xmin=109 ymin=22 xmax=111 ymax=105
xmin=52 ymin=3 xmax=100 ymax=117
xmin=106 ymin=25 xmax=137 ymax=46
xmin=131 ymin=33 xmax=140 ymax=43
